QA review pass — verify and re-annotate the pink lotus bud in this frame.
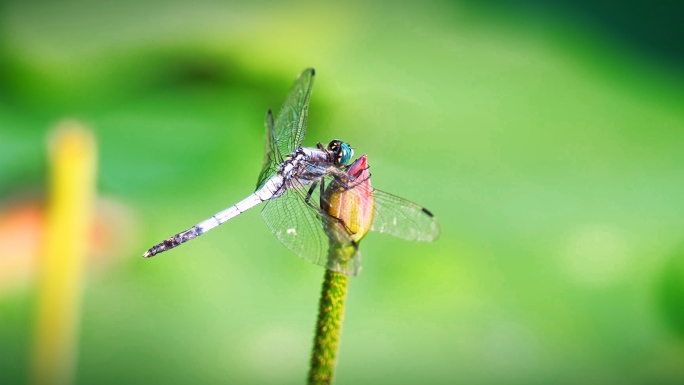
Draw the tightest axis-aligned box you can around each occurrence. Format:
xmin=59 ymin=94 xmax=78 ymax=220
xmin=323 ymin=155 xmax=374 ymax=243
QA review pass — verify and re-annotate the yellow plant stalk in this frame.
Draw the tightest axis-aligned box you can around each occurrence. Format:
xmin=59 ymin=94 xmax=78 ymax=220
xmin=31 ymin=122 xmax=97 ymax=385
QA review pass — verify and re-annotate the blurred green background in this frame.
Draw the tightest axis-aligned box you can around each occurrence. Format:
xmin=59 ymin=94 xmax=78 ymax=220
xmin=2 ymin=1 xmax=684 ymax=384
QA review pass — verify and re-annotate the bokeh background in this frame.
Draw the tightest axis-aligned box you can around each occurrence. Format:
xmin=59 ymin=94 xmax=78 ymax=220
xmin=2 ymin=1 xmax=684 ymax=384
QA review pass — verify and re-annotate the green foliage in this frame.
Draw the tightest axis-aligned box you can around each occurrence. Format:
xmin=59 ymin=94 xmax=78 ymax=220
xmin=1 ymin=1 xmax=684 ymax=384
xmin=658 ymin=248 xmax=684 ymax=339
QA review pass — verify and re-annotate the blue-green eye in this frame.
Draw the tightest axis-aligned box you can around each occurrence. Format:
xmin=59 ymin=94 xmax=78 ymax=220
xmin=327 ymin=139 xmax=354 ymax=166
xmin=339 ymin=142 xmax=353 ymax=166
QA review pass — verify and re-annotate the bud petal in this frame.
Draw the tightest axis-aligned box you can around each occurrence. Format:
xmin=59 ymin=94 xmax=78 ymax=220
xmin=323 ymin=155 xmax=374 ymax=243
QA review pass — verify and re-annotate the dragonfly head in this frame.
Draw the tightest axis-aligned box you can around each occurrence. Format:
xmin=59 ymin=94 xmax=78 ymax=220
xmin=327 ymin=139 xmax=354 ymax=166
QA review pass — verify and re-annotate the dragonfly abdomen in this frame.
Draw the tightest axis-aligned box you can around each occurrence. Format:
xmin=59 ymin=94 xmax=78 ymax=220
xmin=142 ymin=175 xmax=285 ymax=258
xmin=187 ymin=177 xmax=284 ymax=239
xmin=142 ymin=226 xmax=203 ymax=258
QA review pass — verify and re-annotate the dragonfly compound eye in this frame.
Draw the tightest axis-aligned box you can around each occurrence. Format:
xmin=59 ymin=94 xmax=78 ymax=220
xmin=328 ymin=139 xmax=351 ymax=166
xmin=338 ymin=142 xmax=353 ymax=166
xmin=327 ymin=139 xmax=340 ymax=152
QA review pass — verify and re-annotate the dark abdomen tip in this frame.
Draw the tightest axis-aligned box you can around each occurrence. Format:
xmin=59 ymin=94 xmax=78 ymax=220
xmin=141 ymin=226 xmax=202 ymax=258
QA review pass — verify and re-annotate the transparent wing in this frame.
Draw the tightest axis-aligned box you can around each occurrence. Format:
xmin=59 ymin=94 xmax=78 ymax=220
xmin=261 ymin=182 xmax=361 ymax=276
xmin=308 ymin=164 xmax=440 ymax=242
xmin=273 ymin=68 xmax=315 ymax=157
xmin=370 ymin=189 xmax=440 ymax=241
xmin=290 ymin=157 xmax=440 ymax=242
xmin=256 ymin=109 xmax=280 ymax=189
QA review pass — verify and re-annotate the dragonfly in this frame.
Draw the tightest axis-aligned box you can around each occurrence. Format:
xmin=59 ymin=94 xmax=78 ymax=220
xmin=142 ymin=68 xmax=439 ymax=276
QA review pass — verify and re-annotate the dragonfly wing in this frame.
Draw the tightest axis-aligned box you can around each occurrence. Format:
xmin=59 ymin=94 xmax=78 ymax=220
xmin=310 ymin=165 xmax=440 ymax=243
xmin=273 ymin=68 xmax=315 ymax=157
xmin=256 ymin=109 xmax=280 ymax=189
xmin=261 ymin=182 xmax=361 ymax=276
xmin=369 ymin=189 xmax=440 ymax=242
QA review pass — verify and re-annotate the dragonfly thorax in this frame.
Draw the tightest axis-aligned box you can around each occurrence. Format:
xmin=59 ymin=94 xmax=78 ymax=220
xmin=280 ymin=150 xmax=306 ymax=177
xmin=276 ymin=141 xmax=354 ymax=189
xmin=279 ymin=147 xmax=329 ymax=188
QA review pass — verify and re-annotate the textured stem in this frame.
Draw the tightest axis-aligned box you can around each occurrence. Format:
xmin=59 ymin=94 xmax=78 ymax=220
xmin=308 ymin=269 xmax=349 ymax=385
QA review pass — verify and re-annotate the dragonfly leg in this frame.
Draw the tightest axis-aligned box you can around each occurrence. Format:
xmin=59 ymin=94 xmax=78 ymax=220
xmin=347 ymin=172 xmax=371 ymax=190
xmin=317 ymin=177 xmax=357 ymax=236
xmin=329 ymin=167 xmax=372 ymax=192
xmin=305 ymin=181 xmax=319 ymax=204
xmin=331 ymin=214 xmax=356 ymax=236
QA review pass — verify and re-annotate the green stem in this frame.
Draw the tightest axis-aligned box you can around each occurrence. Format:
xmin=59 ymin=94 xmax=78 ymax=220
xmin=308 ymin=269 xmax=349 ymax=385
